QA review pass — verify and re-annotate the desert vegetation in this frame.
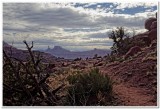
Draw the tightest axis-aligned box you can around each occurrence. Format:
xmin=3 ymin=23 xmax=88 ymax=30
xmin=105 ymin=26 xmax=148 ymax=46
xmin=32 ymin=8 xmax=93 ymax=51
xmin=3 ymin=13 xmax=157 ymax=106
xmin=66 ymin=68 xmax=113 ymax=106
xmin=3 ymin=41 xmax=115 ymax=106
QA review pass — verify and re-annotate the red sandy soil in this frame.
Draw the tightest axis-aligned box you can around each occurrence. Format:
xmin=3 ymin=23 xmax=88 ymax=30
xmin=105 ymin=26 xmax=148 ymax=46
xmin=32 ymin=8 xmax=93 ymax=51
xmin=100 ymin=47 xmax=157 ymax=106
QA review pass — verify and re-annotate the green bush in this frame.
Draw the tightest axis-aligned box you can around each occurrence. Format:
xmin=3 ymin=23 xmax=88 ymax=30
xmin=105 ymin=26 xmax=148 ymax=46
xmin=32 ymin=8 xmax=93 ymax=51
xmin=109 ymin=27 xmax=130 ymax=55
xmin=66 ymin=68 xmax=113 ymax=106
xmin=109 ymin=27 xmax=146 ymax=56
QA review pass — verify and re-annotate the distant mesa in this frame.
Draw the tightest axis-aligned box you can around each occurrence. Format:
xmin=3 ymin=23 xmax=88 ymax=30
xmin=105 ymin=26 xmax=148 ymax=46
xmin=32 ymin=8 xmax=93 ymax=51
xmin=46 ymin=45 xmax=70 ymax=53
xmin=45 ymin=45 xmax=110 ymax=59
xmin=54 ymin=46 xmax=63 ymax=49
xmin=3 ymin=42 xmax=110 ymax=60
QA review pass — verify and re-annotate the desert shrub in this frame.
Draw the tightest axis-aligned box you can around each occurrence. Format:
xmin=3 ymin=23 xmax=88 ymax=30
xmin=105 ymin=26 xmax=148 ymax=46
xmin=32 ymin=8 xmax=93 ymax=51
xmin=3 ymin=41 xmax=63 ymax=106
xmin=109 ymin=27 xmax=146 ymax=56
xmin=109 ymin=27 xmax=130 ymax=55
xmin=66 ymin=68 xmax=113 ymax=106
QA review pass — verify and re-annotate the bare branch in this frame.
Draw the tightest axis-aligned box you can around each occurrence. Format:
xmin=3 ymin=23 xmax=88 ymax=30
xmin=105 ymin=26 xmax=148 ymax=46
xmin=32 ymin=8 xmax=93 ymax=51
xmin=3 ymin=83 xmax=23 ymax=93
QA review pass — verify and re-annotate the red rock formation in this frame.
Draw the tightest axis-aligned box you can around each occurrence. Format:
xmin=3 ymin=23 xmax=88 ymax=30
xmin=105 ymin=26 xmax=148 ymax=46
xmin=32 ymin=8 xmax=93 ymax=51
xmin=148 ymin=29 xmax=157 ymax=42
xmin=150 ymin=21 xmax=157 ymax=30
xmin=143 ymin=15 xmax=157 ymax=44
xmin=144 ymin=18 xmax=156 ymax=30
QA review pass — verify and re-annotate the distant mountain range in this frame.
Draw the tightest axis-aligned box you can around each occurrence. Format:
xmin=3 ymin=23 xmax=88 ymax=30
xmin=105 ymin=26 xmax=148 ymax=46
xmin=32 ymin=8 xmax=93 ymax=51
xmin=3 ymin=41 xmax=57 ymax=63
xmin=45 ymin=46 xmax=110 ymax=59
xmin=3 ymin=42 xmax=111 ymax=60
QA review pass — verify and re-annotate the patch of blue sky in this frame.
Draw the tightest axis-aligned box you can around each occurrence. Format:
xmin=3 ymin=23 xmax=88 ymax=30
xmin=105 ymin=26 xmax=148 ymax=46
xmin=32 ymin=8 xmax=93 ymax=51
xmin=70 ymin=3 xmax=116 ymax=9
xmin=113 ymin=6 xmax=157 ymax=15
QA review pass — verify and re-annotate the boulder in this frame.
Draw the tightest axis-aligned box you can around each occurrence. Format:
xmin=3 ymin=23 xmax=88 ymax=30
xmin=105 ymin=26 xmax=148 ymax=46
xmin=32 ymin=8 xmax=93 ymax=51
xmin=145 ymin=18 xmax=157 ymax=30
xmin=148 ymin=28 xmax=157 ymax=42
xmin=124 ymin=46 xmax=141 ymax=59
xmin=150 ymin=21 xmax=157 ymax=30
xmin=150 ymin=40 xmax=157 ymax=49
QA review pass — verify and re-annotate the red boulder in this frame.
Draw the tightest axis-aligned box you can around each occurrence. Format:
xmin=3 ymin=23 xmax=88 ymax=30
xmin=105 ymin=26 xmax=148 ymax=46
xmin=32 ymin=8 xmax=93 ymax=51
xmin=124 ymin=46 xmax=141 ymax=59
xmin=148 ymin=29 xmax=157 ymax=42
xmin=150 ymin=21 xmax=157 ymax=30
xmin=145 ymin=18 xmax=156 ymax=30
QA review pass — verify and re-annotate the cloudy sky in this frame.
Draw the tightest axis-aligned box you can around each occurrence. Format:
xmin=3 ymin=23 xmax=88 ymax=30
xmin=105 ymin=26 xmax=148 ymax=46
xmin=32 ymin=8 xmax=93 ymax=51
xmin=3 ymin=2 xmax=157 ymax=51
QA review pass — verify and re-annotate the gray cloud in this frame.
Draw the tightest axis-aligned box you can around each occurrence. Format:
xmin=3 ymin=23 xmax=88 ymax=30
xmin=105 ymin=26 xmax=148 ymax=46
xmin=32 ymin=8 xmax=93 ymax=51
xmin=3 ymin=3 xmax=150 ymax=29
xmin=3 ymin=3 xmax=157 ymax=51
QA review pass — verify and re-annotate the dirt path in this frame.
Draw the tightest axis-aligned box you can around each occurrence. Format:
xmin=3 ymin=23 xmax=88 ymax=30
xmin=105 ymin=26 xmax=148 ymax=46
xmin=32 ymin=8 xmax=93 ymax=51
xmin=100 ymin=67 xmax=157 ymax=106
xmin=113 ymin=83 xmax=156 ymax=106
xmin=99 ymin=57 xmax=157 ymax=106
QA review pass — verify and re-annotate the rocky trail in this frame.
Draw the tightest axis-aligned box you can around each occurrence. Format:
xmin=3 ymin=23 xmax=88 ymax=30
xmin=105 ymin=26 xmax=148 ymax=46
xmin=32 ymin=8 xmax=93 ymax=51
xmin=100 ymin=66 xmax=157 ymax=106
xmin=98 ymin=47 xmax=157 ymax=106
xmin=113 ymin=83 xmax=156 ymax=106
